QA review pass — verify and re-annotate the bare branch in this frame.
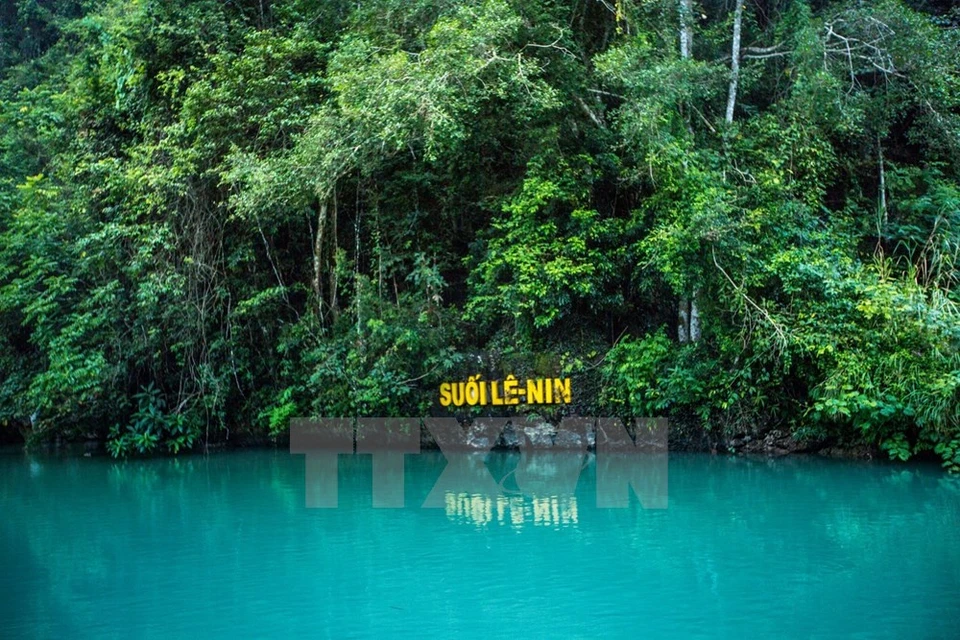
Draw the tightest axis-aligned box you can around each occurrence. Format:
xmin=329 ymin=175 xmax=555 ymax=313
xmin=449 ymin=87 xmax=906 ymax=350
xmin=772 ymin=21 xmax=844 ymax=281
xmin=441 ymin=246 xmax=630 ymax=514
xmin=588 ymin=88 xmax=625 ymax=100
xmin=522 ymin=25 xmax=576 ymax=59
xmin=575 ymin=95 xmax=605 ymax=128
xmin=744 ymin=44 xmax=785 ymax=54
xmin=712 ymin=247 xmax=790 ymax=352
xmin=743 ymin=51 xmax=792 ymax=60
xmin=822 ymin=13 xmax=904 ymax=90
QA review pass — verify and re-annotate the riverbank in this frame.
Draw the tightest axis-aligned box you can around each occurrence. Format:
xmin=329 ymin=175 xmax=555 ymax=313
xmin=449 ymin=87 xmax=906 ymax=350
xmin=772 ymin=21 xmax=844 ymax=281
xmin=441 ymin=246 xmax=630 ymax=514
xmin=5 ymin=417 xmax=885 ymax=461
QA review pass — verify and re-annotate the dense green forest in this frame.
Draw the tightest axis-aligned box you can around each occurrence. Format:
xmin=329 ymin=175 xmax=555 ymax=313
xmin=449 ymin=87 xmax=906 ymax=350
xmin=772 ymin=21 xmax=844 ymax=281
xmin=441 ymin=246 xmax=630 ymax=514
xmin=0 ymin=0 xmax=957 ymax=466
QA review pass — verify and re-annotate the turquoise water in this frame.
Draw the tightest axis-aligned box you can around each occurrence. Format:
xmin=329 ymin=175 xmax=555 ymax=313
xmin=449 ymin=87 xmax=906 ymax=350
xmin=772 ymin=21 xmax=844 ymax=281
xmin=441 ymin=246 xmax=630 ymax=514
xmin=1 ymin=448 xmax=959 ymax=639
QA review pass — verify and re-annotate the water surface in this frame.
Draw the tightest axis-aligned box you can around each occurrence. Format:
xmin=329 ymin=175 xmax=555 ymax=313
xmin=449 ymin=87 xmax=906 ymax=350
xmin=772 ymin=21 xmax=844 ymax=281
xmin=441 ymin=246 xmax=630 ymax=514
xmin=1 ymin=448 xmax=958 ymax=639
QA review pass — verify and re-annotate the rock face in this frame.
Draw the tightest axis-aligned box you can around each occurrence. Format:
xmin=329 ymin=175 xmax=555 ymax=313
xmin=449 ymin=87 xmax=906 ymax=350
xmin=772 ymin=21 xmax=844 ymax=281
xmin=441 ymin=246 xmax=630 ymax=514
xmin=726 ymin=429 xmax=808 ymax=456
xmin=412 ymin=419 xmax=876 ymax=459
xmin=519 ymin=421 xmax=556 ymax=448
xmin=722 ymin=428 xmax=881 ymax=458
xmin=496 ymin=421 xmax=521 ymax=449
xmin=420 ymin=419 xmax=568 ymax=451
xmin=552 ymin=428 xmax=583 ymax=449
xmin=465 ymin=421 xmax=496 ymax=450
xmin=817 ymin=445 xmax=876 ymax=460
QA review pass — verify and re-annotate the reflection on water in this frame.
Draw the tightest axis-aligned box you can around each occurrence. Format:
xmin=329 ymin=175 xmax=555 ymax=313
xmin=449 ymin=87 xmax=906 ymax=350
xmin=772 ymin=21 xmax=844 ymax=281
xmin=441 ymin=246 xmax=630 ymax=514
xmin=443 ymin=493 xmax=579 ymax=528
xmin=416 ymin=450 xmax=666 ymax=512
xmin=2 ymin=448 xmax=960 ymax=639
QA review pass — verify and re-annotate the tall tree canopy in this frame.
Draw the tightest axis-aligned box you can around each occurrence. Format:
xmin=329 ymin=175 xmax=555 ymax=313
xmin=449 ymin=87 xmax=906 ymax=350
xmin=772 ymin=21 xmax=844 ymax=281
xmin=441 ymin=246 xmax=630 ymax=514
xmin=0 ymin=0 xmax=958 ymax=469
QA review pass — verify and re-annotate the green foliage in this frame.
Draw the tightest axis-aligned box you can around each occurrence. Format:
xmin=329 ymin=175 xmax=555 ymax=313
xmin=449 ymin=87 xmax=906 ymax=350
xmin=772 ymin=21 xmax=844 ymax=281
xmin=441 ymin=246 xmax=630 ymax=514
xmin=0 ymin=0 xmax=958 ymax=471
xmin=299 ymin=255 xmax=463 ymax=417
xmin=933 ymin=439 xmax=960 ymax=473
xmin=466 ymin=154 xmax=624 ymax=344
xmin=106 ymin=383 xmax=198 ymax=457
xmin=600 ymin=330 xmax=675 ymax=417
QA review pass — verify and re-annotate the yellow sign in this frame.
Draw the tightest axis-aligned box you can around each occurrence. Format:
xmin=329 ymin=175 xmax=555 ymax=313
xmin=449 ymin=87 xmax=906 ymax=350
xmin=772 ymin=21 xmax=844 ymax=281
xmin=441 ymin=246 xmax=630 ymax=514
xmin=439 ymin=375 xmax=572 ymax=407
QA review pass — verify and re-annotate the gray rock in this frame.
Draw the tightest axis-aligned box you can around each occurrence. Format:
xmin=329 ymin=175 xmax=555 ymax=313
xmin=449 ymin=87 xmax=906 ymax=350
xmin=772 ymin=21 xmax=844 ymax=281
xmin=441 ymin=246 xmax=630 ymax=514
xmin=497 ymin=422 xmax=521 ymax=449
xmin=553 ymin=429 xmax=583 ymax=449
xmin=520 ymin=422 xmax=556 ymax=448
xmin=466 ymin=422 xmax=493 ymax=450
xmin=468 ymin=436 xmax=491 ymax=450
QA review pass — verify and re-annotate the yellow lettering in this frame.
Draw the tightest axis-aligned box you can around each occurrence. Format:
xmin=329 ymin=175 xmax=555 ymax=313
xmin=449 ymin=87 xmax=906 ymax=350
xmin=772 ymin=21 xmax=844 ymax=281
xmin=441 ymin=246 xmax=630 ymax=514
xmin=440 ymin=375 xmax=571 ymax=408
xmin=491 ymin=381 xmax=504 ymax=405
xmin=526 ymin=378 xmax=544 ymax=404
xmin=439 ymin=382 xmax=452 ymax=407
xmin=503 ymin=375 xmax=519 ymax=405
xmin=451 ymin=382 xmax=465 ymax=407
xmin=465 ymin=375 xmax=481 ymax=406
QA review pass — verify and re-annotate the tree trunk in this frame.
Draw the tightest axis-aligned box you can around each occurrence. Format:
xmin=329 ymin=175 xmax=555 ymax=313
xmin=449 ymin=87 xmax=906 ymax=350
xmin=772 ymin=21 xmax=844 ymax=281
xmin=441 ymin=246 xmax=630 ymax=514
xmin=707 ymin=0 xmax=746 ymax=342
xmin=725 ymin=0 xmax=746 ymax=124
xmin=678 ymin=298 xmax=690 ymax=343
xmin=328 ymin=191 xmax=339 ymax=321
xmin=679 ymin=0 xmax=693 ymax=59
xmin=689 ymin=288 xmax=701 ymax=342
xmin=312 ymin=199 xmax=328 ymax=321
xmin=678 ymin=0 xmax=699 ymax=343
xmin=355 ymin=206 xmax=362 ymax=335
xmin=876 ymin=135 xmax=887 ymax=257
